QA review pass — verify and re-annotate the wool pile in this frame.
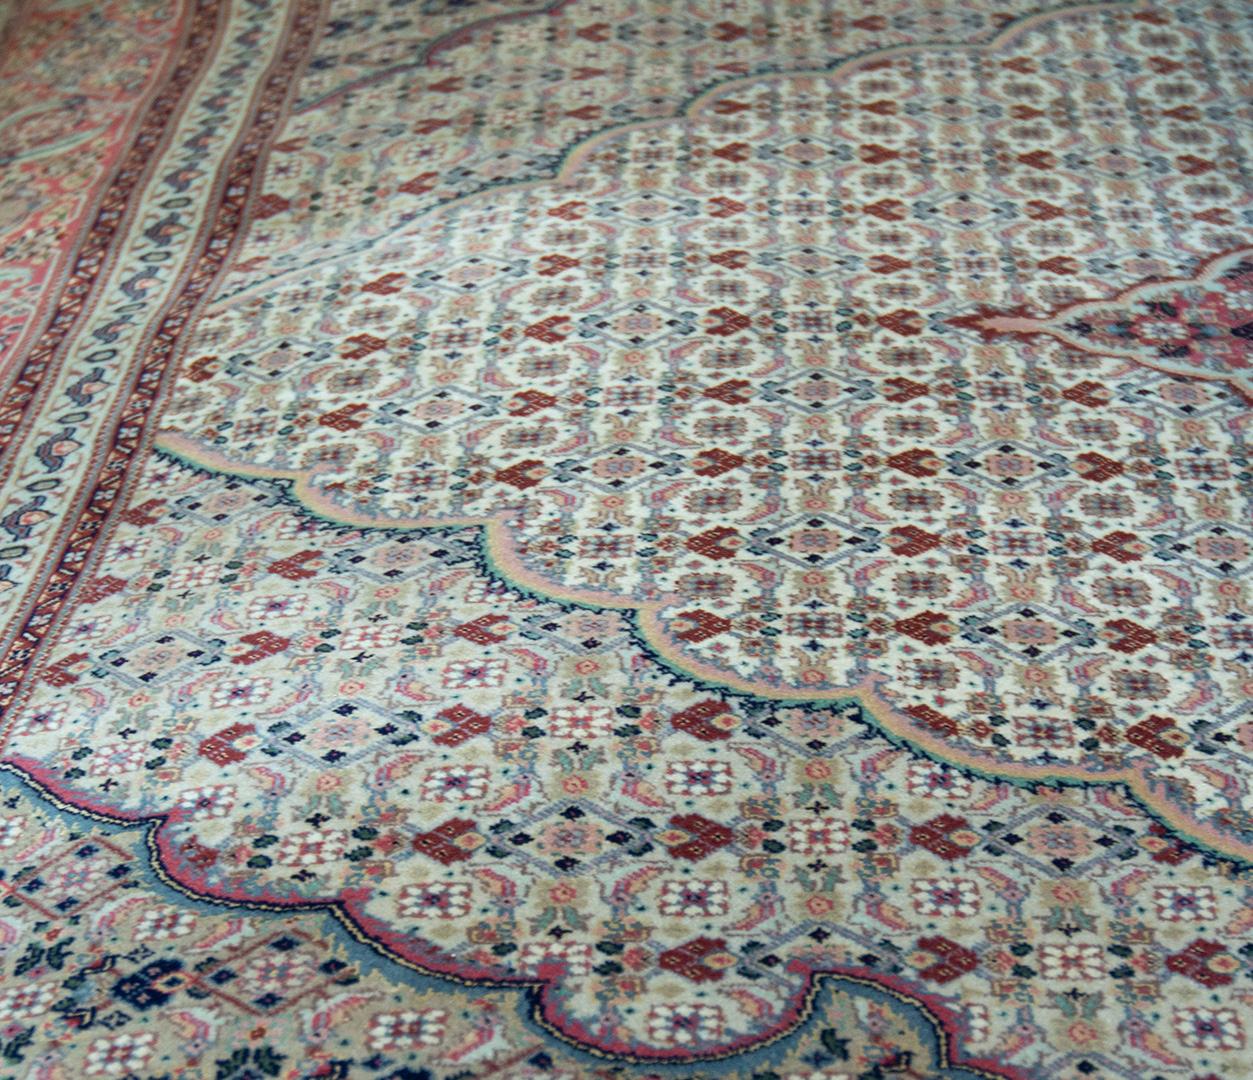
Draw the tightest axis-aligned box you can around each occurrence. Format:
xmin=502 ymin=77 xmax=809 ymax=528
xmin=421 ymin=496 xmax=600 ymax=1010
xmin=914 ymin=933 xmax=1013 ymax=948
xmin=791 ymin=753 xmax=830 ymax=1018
xmin=0 ymin=0 xmax=1250 ymax=1077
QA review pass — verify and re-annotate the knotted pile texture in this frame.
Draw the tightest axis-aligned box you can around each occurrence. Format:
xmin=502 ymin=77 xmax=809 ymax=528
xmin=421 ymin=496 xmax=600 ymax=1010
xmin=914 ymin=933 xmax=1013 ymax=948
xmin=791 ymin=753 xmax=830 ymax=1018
xmin=0 ymin=0 xmax=1250 ymax=1077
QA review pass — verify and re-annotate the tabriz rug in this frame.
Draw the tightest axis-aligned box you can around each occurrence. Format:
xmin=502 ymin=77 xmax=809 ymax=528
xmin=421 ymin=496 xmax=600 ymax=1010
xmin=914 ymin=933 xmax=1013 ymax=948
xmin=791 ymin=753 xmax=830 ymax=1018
xmin=0 ymin=0 xmax=1250 ymax=1078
